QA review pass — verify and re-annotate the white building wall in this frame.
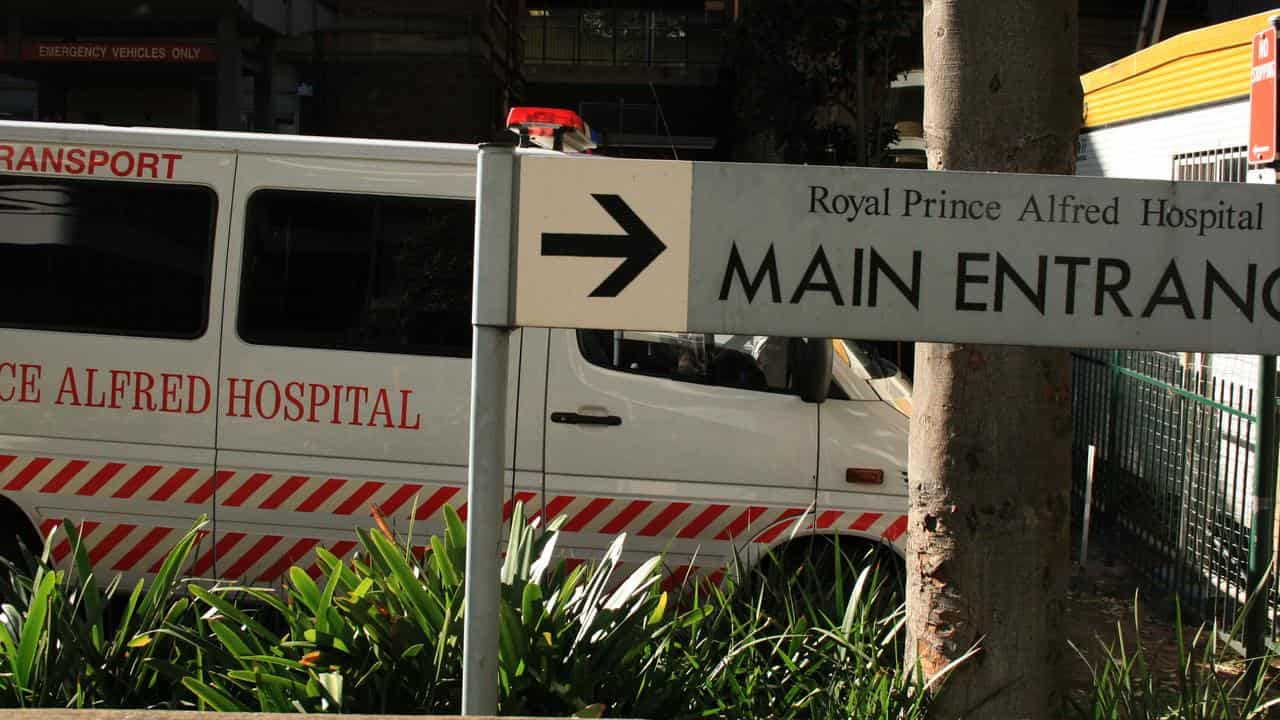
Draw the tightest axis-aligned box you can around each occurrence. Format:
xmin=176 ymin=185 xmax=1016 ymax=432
xmin=1077 ymin=99 xmax=1250 ymax=179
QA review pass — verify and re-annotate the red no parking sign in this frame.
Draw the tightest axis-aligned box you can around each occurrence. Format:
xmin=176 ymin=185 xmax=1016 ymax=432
xmin=1250 ymin=25 xmax=1277 ymax=164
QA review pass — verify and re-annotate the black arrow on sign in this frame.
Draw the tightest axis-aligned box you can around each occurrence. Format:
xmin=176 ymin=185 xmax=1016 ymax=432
xmin=541 ymin=193 xmax=666 ymax=298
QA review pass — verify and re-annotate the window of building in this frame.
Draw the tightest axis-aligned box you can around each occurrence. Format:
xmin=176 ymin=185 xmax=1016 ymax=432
xmin=1172 ymin=146 xmax=1248 ymax=182
xmin=578 ymin=329 xmax=805 ymax=394
xmin=525 ymin=0 xmax=726 ymax=66
xmin=0 ymin=176 xmax=216 ymax=338
xmin=238 ymin=190 xmax=474 ymax=357
xmin=0 ymin=75 xmax=37 ymax=121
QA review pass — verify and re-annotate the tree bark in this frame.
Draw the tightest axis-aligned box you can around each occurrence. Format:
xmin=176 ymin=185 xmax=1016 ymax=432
xmin=906 ymin=2 xmax=1080 ymax=719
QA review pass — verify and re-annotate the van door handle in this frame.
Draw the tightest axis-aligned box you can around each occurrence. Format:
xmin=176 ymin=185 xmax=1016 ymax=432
xmin=550 ymin=412 xmax=622 ymax=427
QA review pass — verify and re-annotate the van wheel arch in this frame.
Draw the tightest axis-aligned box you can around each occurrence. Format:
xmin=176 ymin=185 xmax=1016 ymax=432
xmin=0 ymin=496 xmax=41 ymax=591
xmin=756 ymin=533 xmax=906 ymax=602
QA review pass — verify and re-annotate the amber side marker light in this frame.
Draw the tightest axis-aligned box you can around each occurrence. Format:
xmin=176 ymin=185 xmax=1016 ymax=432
xmin=846 ymin=468 xmax=884 ymax=485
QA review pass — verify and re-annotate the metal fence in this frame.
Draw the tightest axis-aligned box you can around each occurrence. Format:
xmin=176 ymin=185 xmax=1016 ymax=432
xmin=1071 ymin=143 xmax=1279 ymax=648
xmin=1072 ymin=350 xmax=1267 ymax=640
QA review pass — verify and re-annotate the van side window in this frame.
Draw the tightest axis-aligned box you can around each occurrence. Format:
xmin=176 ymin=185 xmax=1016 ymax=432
xmin=0 ymin=176 xmax=215 ymax=338
xmin=238 ymin=190 xmax=474 ymax=357
xmin=578 ymin=330 xmax=797 ymax=394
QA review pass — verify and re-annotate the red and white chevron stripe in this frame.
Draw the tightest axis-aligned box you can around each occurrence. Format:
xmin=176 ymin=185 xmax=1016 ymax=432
xmin=211 ymin=470 xmax=462 ymax=520
xmin=3 ymin=454 xmax=909 ymax=584
xmin=1 ymin=454 xmax=221 ymax=503
xmin=36 ymin=517 xmax=209 ymax=574
xmin=749 ymin=508 xmax=909 ymax=547
xmin=532 ymin=493 xmax=908 ymax=548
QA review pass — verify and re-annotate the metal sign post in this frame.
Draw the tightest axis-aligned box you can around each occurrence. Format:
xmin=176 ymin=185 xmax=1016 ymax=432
xmin=462 ymin=141 xmax=516 ymax=716
xmin=1245 ymin=16 xmax=1280 ymax=669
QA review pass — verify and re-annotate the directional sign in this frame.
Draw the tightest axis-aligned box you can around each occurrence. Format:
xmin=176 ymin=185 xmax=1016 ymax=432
xmin=514 ymin=154 xmax=1280 ymax=354
xmin=540 ymin=194 xmax=667 ymax=297
xmin=516 ymin=157 xmax=691 ymax=331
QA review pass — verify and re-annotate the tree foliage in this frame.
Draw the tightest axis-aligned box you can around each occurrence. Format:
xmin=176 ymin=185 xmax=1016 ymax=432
xmin=731 ymin=0 xmax=914 ymax=165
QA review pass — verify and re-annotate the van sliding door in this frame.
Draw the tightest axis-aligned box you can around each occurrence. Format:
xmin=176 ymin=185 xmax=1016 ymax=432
xmin=210 ymin=152 xmax=533 ymax=584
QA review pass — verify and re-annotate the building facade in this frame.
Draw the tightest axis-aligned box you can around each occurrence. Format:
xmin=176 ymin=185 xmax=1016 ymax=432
xmin=520 ymin=0 xmax=729 ymax=159
xmin=2 ymin=0 xmax=522 ymax=143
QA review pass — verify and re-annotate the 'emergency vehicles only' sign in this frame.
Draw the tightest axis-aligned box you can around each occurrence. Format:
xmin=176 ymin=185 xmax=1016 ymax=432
xmin=514 ymin=155 xmax=1280 ymax=354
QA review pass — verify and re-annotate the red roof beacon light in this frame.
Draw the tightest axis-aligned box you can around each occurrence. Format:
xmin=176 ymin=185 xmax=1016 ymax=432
xmin=506 ymin=106 xmax=599 ymax=153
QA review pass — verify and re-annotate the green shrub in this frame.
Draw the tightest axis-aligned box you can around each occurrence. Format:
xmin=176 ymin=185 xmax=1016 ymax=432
xmin=0 ymin=508 xmax=941 ymax=717
xmin=0 ymin=519 xmax=205 ymax=708
xmin=673 ymin=542 xmax=945 ymax=720
xmin=167 ymin=504 xmax=700 ymax=716
xmin=1069 ymin=592 xmax=1280 ymax=720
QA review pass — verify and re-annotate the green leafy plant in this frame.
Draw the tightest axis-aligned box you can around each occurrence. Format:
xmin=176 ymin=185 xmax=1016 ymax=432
xmin=166 ymin=504 xmax=691 ymax=716
xmin=0 ymin=508 xmax=950 ymax=718
xmin=669 ymin=540 xmax=960 ymax=720
xmin=1069 ymin=592 xmax=1280 ymax=720
xmin=163 ymin=508 xmax=468 ymax=713
xmin=0 ymin=518 xmax=205 ymax=708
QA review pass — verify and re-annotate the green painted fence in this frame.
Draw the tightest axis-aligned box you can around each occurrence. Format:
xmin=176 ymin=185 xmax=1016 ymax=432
xmin=1072 ymin=349 xmax=1275 ymax=647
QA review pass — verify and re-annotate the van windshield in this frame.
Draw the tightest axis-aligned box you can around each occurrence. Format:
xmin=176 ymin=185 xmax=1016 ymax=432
xmin=842 ymin=340 xmax=900 ymax=379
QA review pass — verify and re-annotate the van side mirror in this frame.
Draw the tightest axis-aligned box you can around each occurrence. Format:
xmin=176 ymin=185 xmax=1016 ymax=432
xmin=792 ymin=337 xmax=833 ymax=403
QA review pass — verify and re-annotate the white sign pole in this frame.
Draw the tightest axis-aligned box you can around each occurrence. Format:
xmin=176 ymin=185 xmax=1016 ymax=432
xmin=1079 ymin=444 xmax=1096 ymax=569
xmin=462 ymin=141 xmax=516 ymax=715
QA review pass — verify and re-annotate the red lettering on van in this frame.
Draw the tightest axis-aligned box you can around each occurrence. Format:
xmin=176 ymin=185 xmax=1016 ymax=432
xmin=0 ymin=362 xmax=15 ymax=402
xmin=161 ymin=153 xmax=182 ymax=179
xmin=159 ymin=373 xmax=184 ymax=412
xmin=187 ymin=375 xmax=211 ymax=414
xmin=39 ymin=148 xmax=63 ymax=173
xmin=136 ymin=152 xmax=160 ymax=179
xmin=15 ymin=146 xmax=38 ymax=172
xmin=0 ymin=146 xmax=183 ymax=179
xmin=0 ymin=362 xmax=38 ymax=403
xmin=224 ymin=376 xmax=421 ymax=430
xmin=110 ymin=151 xmax=135 ymax=177
xmin=86 ymin=150 xmax=110 ymax=175
xmin=330 ymin=385 xmax=345 ymax=424
xmin=344 ymin=386 xmax=369 ymax=426
xmin=283 ymin=382 xmax=306 ymax=421
xmin=55 ymin=367 xmax=80 ymax=406
xmin=83 ymin=368 xmax=107 ymax=408
xmin=369 ymin=389 xmax=394 ymax=428
xmin=65 ymin=148 xmax=86 ymax=174
xmin=226 ymin=378 xmax=252 ymax=417
xmin=307 ymin=383 xmax=330 ymax=423
xmin=398 ymin=390 xmax=421 ymax=430
xmin=49 ymin=366 xmax=206 ymax=414
xmin=19 ymin=365 xmax=41 ymax=403
xmin=133 ymin=371 xmax=156 ymax=410
xmin=108 ymin=369 xmax=131 ymax=409
xmin=255 ymin=380 xmax=282 ymax=420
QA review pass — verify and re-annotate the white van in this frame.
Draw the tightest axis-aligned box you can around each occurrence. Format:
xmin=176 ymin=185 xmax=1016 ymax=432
xmin=0 ymin=117 xmax=911 ymax=588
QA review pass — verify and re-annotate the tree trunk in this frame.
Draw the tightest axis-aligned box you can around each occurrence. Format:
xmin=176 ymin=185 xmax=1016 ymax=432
xmin=906 ymin=2 xmax=1080 ymax=719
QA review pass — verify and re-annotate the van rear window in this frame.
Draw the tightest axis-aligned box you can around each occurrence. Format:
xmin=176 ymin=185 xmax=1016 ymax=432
xmin=0 ymin=175 xmax=215 ymax=338
xmin=238 ymin=190 xmax=474 ymax=357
